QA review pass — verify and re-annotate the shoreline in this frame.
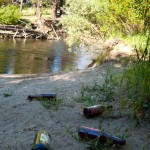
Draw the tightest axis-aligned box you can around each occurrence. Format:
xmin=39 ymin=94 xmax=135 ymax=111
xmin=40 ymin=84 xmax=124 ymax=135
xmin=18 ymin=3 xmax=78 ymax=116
xmin=0 ymin=41 xmax=149 ymax=150
xmin=0 ymin=60 xmax=149 ymax=149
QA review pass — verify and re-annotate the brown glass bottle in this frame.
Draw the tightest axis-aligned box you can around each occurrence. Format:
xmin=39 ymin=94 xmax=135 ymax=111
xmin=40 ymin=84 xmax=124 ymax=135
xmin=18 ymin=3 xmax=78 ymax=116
xmin=78 ymin=126 xmax=126 ymax=145
xmin=28 ymin=94 xmax=56 ymax=101
xmin=83 ymin=105 xmax=113 ymax=118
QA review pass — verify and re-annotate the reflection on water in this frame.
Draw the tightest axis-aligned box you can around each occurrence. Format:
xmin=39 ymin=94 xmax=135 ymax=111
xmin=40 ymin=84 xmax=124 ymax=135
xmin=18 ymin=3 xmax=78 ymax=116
xmin=5 ymin=50 xmax=15 ymax=74
xmin=0 ymin=39 xmax=92 ymax=74
xmin=50 ymin=40 xmax=63 ymax=72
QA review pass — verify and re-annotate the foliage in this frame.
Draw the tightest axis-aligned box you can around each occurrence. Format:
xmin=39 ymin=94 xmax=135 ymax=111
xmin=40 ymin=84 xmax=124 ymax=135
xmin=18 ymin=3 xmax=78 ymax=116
xmin=30 ymin=0 xmax=52 ymax=6
xmin=60 ymin=0 xmax=150 ymax=46
xmin=3 ymin=92 xmax=12 ymax=97
xmin=96 ymin=0 xmax=149 ymax=35
xmin=22 ymin=0 xmax=52 ymax=19
xmin=135 ymin=31 xmax=150 ymax=61
xmin=96 ymin=51 xmax=109 ymax=65
xmin=41 ymin=98 xmax=62 ymax=109
xmin=22 ymin=7 xmax=51 ymax=16
xmin=60 ymin=0 xmax=101 ymax=46
xmin=22 ymin=7 xmax=36 ymax=16
xmin=0 ymin=4 xmax=20 ymax=24
xmin=122 ymin=61 xmax=150 ymax=107
xmin=120 ymin=33 xmax=150 ymax=114
xmin=77 ymin=68 xmax=117 ymax=106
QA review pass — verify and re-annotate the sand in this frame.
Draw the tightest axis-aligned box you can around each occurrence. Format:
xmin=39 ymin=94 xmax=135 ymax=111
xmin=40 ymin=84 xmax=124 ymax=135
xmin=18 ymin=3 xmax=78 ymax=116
xmin=0 ymin=42 xmax=149 ymax=150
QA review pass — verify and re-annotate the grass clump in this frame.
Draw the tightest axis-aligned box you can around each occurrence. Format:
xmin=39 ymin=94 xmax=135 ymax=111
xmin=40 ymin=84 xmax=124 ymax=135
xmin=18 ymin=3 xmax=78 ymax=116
xmin=77 ymin=68 xmax=118 ymax=106
xmin=41 ymin=98 xmax=62 ymax=110
xmin=120 ymin=32 xmax=150 ymax=123
xmin=3 ymin=92 xmax=12 ymax=97
xmin=121 ymin=61 xmax=150 ymax=107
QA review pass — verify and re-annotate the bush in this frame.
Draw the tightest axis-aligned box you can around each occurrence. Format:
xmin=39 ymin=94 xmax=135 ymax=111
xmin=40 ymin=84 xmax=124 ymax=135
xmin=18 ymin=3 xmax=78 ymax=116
xmin=122 ymin=61 xmax=150 ymax=110
xmin=121 ymin=33 xmax=150 ymax=112
xmin=0 ymin=4 xmax=20 ymax=24
xmin=60 ymin=0 xmax=100 ymax=46
xmin=61 ymin=0 xmax=150 ymax=46
xmin=96 ymin=0 xmax=149 ymax=35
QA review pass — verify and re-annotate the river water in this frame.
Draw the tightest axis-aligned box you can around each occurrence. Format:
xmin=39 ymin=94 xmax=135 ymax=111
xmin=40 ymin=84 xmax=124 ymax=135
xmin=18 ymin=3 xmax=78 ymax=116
xmin=0 ymin=38 xmax=92 ymax=74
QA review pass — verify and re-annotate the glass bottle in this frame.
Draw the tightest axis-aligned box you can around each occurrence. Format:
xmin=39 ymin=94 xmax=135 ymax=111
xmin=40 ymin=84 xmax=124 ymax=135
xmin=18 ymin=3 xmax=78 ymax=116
xmin=32 ymin=130 xmax=51 ymax=150
xmin=78 ymin=126 xmax=126 ymax=145
xmin=83 ymin=105 xmax=113 ymax=118
xmin=28 ymin=94 xmax=56 ymax=101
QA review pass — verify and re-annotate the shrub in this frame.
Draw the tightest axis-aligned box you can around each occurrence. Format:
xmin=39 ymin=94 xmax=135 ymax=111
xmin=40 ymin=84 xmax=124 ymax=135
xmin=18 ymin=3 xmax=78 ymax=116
xmin=121 ymin=33 xmax=150 ymax=113
xmin=122 ymin=61 xmax=150 ymax=110
xmin=0 ymin=4 xmax=20 ymax=24
xmin=61 ymin=0 xmax=150 ymax=46
xmin=60 ymin=0 xmax=100 ymax=46
xmin=96 ymin=0 xmax=149 ymax=35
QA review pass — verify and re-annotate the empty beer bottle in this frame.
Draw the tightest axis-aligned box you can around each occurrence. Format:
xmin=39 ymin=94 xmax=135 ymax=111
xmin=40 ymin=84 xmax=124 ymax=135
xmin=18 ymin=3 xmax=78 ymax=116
xmin=28 ymin=94 xmax=56 ymax=101
xmin=78 ymin=126 xmax=126 ymax=145
xmin=83 ymin=104 xmax=113 ymax=118
xmin=32 ymin=130 xmax=51 ymax=150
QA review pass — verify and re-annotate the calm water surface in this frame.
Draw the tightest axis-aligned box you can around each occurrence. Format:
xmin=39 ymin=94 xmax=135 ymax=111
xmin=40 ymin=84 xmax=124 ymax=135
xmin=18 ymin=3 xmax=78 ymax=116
xmin=0 ymin=39 xmax=92 ymax=74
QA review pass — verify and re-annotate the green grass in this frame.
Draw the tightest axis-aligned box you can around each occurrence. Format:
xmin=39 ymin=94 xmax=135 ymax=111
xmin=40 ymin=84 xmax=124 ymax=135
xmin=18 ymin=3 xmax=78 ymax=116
xmin=22 ymin=7 xmax=51 ymax=17
xmin=3 ymin=92 xmax=12 ymax=97
xmin=76 ymin=68 xmax=118 ymax=106
xmin=118 ymin=31 xmax=150 ymax=125
xmin=122 ymin=32 xmax=149 ymax=56
xmin=121 ymin=61 xmax=150 ymax=111
xmin=22 ymin=7 xmax=36 ymax=16
xmin=40 ymin=98 xmax=62 ymax=110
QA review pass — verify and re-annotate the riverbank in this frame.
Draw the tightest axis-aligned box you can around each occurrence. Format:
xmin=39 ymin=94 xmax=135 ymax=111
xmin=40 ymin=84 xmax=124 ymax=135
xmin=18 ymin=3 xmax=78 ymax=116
xmin=0 ymin=16 xmax=63 ymax=40
xmin=0 ymin=47 xmax=149 ymax=149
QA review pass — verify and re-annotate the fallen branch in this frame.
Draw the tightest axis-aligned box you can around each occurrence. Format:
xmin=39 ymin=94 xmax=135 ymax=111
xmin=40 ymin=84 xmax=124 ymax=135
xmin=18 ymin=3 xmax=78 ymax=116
xmin=51 ymin=24 xmax=60 ymax=39
xmin=13 ymin=30 xmax=19 ymax=39
xmin=0 ymin=25 xmax=48 ymax=39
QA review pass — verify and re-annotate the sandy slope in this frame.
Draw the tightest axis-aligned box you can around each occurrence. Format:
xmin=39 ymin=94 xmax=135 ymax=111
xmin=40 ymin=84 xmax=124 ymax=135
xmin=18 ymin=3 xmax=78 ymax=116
xmin=0 ymin=58 xmax=149 ymax=150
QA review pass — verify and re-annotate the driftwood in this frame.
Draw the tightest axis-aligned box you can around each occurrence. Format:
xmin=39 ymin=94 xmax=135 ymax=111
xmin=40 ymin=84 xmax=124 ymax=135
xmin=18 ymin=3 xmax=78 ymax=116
xmin=0 ymin=24 xmax=59 ymax=40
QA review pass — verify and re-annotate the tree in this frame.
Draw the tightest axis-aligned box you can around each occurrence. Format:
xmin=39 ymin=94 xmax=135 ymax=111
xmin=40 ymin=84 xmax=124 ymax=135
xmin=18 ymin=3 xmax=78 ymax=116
xmin=60 ymin=0 xmax=150 ymax=46
xmin=60 ymin=0 xmax=100 ymax=46
xmin=51 ymin=0 xmax=58 ymax=20
xmin=29 ymin=0 xmax=65 ymax=21
xmin=20 ymin=0 xmax=23 ymax=13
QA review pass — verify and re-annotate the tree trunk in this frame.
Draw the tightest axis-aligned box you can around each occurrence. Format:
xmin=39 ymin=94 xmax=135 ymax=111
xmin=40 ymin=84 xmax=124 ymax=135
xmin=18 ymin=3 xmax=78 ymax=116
xmin=34 ymin=1 xmax=44 ymax=29
xmin=59 ymin=0 xmax=65 ymax=16
xmin=36 ymin=2 xmax=42 ymax=21
xmin=51 ymin=0 xmax=59 ymax=20
xmin=20 ymin=0 xmax=23 ymax=13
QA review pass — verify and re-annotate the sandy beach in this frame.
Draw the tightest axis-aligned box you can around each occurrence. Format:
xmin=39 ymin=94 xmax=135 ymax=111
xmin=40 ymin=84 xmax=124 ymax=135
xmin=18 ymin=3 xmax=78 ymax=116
xmin=0 ymin=42 xmax=149 ymax=150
